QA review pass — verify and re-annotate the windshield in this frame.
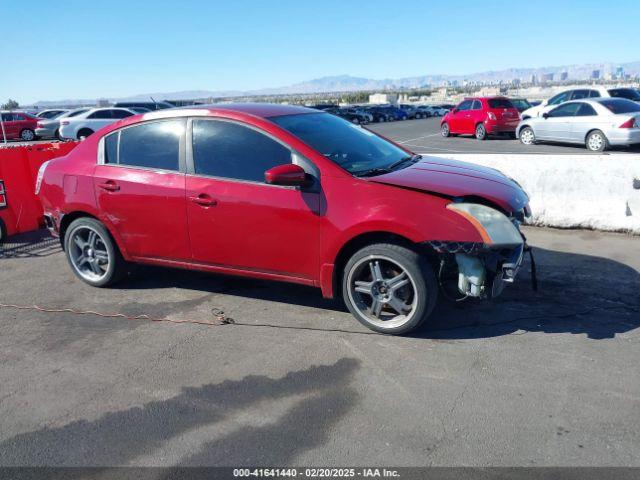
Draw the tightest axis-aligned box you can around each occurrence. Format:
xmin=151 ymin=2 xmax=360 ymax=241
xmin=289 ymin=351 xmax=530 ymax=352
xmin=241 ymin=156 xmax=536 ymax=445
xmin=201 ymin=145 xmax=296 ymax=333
xmin=488 ymin=98 xmax=515 ymax=109
xmin=271 ymin=112 xmax=412 ymax=176
xmin=599 ymin=99 xmax=640 ymax=114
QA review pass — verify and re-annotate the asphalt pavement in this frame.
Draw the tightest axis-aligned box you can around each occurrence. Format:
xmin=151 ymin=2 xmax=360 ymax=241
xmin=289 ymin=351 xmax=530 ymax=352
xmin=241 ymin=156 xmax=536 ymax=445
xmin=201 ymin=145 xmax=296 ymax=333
xmin=0 ymin=227 xmax=639 ymax=467
xmin=367 ymin=117 xmax=640 ymax=155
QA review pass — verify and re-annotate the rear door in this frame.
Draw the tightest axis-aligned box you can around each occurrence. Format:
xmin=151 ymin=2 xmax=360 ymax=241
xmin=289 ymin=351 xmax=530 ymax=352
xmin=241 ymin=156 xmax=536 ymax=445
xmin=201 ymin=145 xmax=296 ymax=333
xmin=569 ymin=103 xmax=600 ymax=143
xmin=93 ymin=118 xmax=190 ymax=261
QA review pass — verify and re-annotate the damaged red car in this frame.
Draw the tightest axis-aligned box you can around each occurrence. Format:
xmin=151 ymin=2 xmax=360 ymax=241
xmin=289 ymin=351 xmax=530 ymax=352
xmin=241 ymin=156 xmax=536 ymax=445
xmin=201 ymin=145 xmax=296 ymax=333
xmin=37 ymin=104 xmax=531 ymax=335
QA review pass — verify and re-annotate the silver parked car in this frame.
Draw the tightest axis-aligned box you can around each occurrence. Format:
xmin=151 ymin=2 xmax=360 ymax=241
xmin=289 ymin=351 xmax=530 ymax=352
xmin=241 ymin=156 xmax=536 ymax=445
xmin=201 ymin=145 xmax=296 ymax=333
xmin=516 ymin=98 xmax=640 ymax=152
xmin=35 ymin=108 xmax=91 ymax=139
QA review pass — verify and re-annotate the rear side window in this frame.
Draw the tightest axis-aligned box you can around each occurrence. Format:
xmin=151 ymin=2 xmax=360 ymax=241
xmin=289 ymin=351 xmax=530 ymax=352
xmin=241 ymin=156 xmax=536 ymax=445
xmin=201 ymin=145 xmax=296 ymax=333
xmin=570 ymin=90 xmax=590 ymax=100
xmin=576 ymin=104 xmax=597 ymax=116
xmin=111 ymin=109 xmax=134 ymax=119
xmin=488 ymin=98 xmax=514 ymax=109
xmin=88 ymin=110 xmax=113 ymax=119
xmin=192 ymin=119 xmax=292 ymax=183
xmin=589 ymin=90 xmax=601 ymax=98
xmin=106 ymin=119 xmax=185 ymax=171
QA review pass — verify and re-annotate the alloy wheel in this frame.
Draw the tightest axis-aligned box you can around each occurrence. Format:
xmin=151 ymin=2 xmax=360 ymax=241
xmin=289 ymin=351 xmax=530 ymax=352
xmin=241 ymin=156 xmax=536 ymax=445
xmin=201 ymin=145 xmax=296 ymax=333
xmin=347 ymin=255 xmax=418 ymax=329
xmin=21 ymin=129 xmax=35 ymax=141
xmin=68 ymin=226 xmax=110 ymax=282
xmin=587 ymin=133 xmax=604 ymax=151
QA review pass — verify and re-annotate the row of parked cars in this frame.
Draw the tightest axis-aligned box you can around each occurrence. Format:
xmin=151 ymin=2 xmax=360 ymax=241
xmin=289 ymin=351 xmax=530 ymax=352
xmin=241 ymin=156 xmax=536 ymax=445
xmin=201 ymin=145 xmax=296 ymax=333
xmin=312 ymin=104 xmax=452 ymax=124
xmin=0 ymin=101 xmax=174 ymax=141
xmin=440 ymin=87 xmax=640 ymax=151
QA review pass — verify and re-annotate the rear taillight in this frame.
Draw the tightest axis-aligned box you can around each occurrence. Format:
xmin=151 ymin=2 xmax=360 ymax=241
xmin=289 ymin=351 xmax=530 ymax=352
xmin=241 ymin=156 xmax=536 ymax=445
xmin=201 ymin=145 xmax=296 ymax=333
xmin=619 ymin=118 xmax=638 ymax=129
xmin=35 ymin=161 xmax=50 ymax=195
xmin=487 ymin=112 xmax=497 ymax=120
xmin=0 ymin=180 xmax=6 ymax=208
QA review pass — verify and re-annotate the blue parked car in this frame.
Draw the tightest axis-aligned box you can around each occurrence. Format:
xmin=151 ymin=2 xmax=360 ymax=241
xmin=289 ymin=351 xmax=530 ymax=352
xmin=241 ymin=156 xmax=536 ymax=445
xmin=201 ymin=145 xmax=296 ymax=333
xmin=378 ymin=105 xmax=408 ymax=121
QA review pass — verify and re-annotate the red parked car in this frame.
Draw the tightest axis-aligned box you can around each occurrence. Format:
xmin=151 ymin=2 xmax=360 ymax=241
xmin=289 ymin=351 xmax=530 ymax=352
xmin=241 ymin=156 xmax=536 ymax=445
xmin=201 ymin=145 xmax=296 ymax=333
xmin=1 ymin=111 xmax=40 ymax=141
xmin=441 ymin=97 xmax=521 ymax=140
xmin=37 ymin=104 xmax=531 ymax=334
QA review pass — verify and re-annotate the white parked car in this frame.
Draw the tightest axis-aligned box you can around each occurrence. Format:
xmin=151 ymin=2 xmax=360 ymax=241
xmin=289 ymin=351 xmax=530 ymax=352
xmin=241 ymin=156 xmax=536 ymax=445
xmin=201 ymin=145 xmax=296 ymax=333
xmin=59 ymin=107 xmax=137 ymax=140
xmin=516 ymin=98 xmax=640 ymax=152
xmin=425 ymin=106 xmax=449 ymax=117
xmin=520 ymin=87 xmax=612 ymax=119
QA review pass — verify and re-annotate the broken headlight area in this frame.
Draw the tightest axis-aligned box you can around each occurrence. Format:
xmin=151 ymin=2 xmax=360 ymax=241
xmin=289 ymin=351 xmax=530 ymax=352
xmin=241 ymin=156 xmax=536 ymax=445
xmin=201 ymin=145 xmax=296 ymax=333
xmin=427 ymin=241 xmax=525 ymax=300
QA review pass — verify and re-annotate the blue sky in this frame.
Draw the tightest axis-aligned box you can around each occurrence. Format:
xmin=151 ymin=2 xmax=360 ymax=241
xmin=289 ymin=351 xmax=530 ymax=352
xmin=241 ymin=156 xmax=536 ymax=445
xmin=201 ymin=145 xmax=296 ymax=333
xmin=3 ymin=0 xmax=639 ymax=103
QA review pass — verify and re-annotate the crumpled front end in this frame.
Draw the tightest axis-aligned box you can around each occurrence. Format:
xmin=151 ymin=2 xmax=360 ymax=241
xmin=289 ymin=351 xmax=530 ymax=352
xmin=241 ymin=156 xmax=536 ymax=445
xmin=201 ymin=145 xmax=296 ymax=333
xmin=427 ymin=202 xmax=531 ymax=300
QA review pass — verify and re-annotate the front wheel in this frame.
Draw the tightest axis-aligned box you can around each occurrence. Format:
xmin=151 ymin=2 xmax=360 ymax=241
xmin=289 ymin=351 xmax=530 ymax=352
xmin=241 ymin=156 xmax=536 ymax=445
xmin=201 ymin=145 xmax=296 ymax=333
xmin=64 ymin=217 xmax=127 ymax=287
xmin=342 ymin=243 xmax=438 ymax=335
xmin=519 ymin=127 xmax=535 ymax=145
xmin=475 ymin=123 xmax=487 ymax=140
xmin=586 ymin=130 xmax=608 ymax=152
xmin=441 ymin=122 xmax=451 ymax=137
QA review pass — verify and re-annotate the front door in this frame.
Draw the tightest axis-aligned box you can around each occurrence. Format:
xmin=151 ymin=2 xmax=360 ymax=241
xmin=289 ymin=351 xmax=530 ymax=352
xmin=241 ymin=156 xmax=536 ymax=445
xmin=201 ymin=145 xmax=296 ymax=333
xmin=536 ymin=102 xmax=581 ymax=141
xmin=448 ymin=100 xmax=473 ymax=134
xmin=186 ymin=118 xmax=320 ymax=281
xmin=93 ymin=118 xmax=190 ymax=261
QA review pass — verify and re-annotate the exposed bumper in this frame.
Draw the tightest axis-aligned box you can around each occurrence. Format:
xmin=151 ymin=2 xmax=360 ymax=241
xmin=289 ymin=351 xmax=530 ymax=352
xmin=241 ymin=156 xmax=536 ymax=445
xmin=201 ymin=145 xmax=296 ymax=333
xmin=485 ymin=121 xmax=519 ymax=134
xmin=428 ymin=239 xmax=525 ymax=299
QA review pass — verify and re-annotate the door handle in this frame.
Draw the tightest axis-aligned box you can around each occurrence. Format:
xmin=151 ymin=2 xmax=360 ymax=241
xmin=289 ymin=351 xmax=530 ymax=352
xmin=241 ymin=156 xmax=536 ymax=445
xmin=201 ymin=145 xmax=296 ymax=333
xmin=189 ymin=194 xmax=217 ymax=207
xmin=98 ymin=181 xmax=120 ymax=192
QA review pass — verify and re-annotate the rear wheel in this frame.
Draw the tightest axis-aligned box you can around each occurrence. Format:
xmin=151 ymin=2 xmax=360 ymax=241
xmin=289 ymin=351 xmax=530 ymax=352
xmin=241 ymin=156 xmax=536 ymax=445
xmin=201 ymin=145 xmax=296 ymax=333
xmin=441 ymin=122 xmax=451 ymax=137
xmin=586 ymin=130 xmax=608 ymax=152
xmin=475 ymin=123 xmax=487 ymax=140
xmin=64 ymin=217 xmax=127 ymax=287
xmin=342 ymin=243 xmax=438 ymax=335
xmin=77 ymin=128 xmax=94 ymax=139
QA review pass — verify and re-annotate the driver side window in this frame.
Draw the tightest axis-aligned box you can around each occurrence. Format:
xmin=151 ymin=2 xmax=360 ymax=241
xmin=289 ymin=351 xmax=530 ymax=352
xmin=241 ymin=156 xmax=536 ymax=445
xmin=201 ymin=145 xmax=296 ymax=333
xmin=457 ymin=100 xmax=473 ymax=111
xmin=192 ymin=120 xmax=293 ymax=183
xmin=548 ymin=102 xmax=581 ymax=118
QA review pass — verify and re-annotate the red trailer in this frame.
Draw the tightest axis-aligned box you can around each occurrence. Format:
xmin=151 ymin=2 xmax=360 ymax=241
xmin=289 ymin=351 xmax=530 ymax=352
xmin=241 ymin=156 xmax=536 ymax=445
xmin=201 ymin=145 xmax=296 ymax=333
xmin=0 ymin=142 xmax=78 ymax=242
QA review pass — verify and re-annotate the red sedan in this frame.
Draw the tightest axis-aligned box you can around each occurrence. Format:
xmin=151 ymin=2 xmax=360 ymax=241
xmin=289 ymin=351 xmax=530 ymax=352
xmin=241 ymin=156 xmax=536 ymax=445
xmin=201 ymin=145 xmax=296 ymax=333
xmin=441 ymin=97 xmax=521 ymax=140
xmin=37 ymin=104 xmax=530 ymax=334
xmin=1 ymin=111 xmax=40 ymax=141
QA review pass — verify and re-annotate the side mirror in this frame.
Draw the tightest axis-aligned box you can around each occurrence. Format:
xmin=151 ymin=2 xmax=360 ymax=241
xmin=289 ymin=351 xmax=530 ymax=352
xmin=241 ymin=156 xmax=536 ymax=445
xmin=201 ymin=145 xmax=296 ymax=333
xmin=265 ymin=164 xmax=308 ymax=187
xmin=542 ymin=112 xmax=549 ymax=119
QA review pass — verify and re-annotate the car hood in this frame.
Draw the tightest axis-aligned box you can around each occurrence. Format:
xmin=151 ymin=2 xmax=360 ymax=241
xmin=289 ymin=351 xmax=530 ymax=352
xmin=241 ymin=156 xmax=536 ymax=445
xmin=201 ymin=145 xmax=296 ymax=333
xmin=368 ymin=156 xmax=529 ymax=213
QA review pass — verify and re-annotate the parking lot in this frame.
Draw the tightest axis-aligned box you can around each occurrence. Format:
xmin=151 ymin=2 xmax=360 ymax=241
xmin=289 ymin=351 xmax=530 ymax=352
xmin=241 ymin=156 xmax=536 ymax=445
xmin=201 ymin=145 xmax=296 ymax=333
xmin=368 ymin=117 xmax=640 ymax=155
xmin=1 ymin=226 xmax=639 ymax=466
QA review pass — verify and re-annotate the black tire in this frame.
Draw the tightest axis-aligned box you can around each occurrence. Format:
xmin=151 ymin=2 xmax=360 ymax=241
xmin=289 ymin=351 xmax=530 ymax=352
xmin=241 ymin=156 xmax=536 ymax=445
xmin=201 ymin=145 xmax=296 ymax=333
xmin=54 ymin=129 xmax=62 ymax=141
xmin=341 ymin=243 xmax=438 ymax=335
xmin=64 ymin=217 xmax=127 ymax=287
xmin=475 ymin=123 xmax=487 ymax=140
xmin=77 ymin=128 xmax=94 ymax=139
xmin=441 ymin=122 xmax=451 ymax=137
xmin=585 ymin=130 xmax=609 ymax=152
xmin=20 ymin=129 xmax=35 ymax=141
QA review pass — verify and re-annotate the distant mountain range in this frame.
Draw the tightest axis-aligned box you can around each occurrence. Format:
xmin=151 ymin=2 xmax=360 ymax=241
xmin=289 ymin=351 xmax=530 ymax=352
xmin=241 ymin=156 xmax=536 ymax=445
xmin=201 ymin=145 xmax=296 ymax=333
xmin=33 ymin=60 xmax=640 ymax=107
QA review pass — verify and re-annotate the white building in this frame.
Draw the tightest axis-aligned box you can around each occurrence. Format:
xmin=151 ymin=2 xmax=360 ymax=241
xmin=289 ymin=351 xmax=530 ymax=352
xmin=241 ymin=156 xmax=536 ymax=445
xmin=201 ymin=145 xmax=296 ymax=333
xmin=368 ymin=93 xmax=398 ymax=105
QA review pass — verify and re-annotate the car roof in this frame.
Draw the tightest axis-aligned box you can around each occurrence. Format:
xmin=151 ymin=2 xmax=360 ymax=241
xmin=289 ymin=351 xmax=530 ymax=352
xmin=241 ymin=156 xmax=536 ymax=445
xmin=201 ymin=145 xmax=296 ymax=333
xmin=169 ymin=103 xmax=316 ymax=119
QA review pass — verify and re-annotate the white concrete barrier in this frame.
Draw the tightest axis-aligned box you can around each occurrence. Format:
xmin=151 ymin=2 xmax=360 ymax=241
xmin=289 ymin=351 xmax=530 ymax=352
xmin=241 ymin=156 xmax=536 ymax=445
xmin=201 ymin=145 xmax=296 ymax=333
xmin=424 ymin=154 xmax=640 ymax=235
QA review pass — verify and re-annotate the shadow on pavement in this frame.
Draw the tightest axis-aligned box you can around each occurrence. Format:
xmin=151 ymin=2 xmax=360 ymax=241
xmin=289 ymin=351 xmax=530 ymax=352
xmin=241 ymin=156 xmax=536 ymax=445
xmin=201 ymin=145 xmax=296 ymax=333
xmin=0 ymin=358 xmax=360 ymax=467
xmin=0 ymin=230 xmax=59 ymax=259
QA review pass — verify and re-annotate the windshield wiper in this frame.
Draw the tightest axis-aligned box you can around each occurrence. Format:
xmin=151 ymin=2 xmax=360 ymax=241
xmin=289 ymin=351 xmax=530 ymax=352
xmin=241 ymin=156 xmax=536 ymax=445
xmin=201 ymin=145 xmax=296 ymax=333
xmin=353 ymin=167 xmax=392 ymax=177
xmin=387 ymin=154 xmax=422 ymax=171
